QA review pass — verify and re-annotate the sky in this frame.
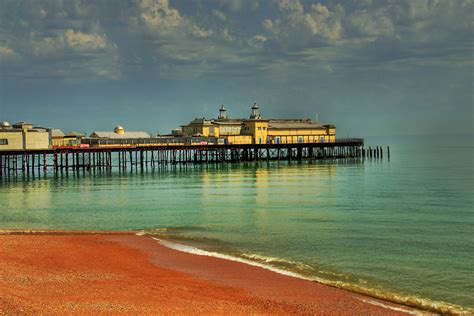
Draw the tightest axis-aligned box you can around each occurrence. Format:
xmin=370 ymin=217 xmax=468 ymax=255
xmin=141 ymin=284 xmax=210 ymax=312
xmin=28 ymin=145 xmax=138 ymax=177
xmin=0 ymin=0 xmax=472 ymax=137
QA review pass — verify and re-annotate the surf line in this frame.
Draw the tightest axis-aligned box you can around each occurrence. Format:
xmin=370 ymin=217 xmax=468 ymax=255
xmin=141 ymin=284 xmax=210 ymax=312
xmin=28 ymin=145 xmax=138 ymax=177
xmin=151 ymin=236 xmax=419 ymax=314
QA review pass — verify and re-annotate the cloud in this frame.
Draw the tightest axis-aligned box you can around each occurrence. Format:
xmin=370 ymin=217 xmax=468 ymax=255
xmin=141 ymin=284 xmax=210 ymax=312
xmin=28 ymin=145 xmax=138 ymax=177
xmin=32 ymin=29 xmax=110 ymax=55
xmin=248 ymin=35 xmax=267 ymax=49
xmin=219 ymin=0 xmax=259 ymax=13
xmin=348 ymin=10 xmax=395 ymax=39
xmin=0 ymin=46 xmax=16 ymax=59
xmin=263 ymin=0 xmax=344 ymax=49
xmin=190 ymin=25 xmax=214 ymax=38
xmin=139 ymin=0 xmax=182 ymax=30
xmin=212 ymin=9 xmax=226 ymax=21
xmin=278 ymin=0 xmax=304 ymax=13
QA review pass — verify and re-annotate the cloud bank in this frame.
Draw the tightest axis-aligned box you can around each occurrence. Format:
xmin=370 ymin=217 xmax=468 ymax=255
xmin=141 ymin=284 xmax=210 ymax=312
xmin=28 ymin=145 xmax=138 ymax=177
xmin=0 ymin=0 xmax=471 ymax=80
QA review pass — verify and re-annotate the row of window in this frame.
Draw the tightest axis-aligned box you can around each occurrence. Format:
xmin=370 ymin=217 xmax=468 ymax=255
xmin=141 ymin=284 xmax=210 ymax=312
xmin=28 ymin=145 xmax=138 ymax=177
xmin=0 ymin=139 xmax=8 ymax=145
xmin=273 ymin=136 xmax=326 ymax=144
xmin=219 ymin=126 xmax=240 ymax=133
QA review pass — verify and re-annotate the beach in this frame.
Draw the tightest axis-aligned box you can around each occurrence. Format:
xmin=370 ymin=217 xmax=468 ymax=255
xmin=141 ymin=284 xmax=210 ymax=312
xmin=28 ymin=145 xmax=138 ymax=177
xmin=0 ymin=231 xmax=421 ymax=315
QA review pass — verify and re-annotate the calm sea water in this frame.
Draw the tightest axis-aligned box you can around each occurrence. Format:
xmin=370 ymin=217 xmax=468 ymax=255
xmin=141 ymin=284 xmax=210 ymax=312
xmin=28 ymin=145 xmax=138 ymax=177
xmin=1 ymin=136 xmax=473 ymax=312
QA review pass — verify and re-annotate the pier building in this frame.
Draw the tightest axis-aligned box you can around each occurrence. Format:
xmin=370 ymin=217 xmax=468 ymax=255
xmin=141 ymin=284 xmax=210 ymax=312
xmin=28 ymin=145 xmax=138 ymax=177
xmin=52 ymin=130 xmax=85 ymax=148
xmin=51 ymin=129 xmax=66 ymax=147
xmin=0 ymin=121 xmax=51 ymax=151
xmin=181 ymin=103 xmax=335 ymax=145
xmin=90 ymin=126 xmax=151 ymax=139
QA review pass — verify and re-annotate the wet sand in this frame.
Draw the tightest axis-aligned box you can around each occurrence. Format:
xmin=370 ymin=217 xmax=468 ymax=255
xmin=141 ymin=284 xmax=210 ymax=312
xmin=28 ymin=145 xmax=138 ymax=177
xmin=0 ymin=231 xmax=422 ymax=315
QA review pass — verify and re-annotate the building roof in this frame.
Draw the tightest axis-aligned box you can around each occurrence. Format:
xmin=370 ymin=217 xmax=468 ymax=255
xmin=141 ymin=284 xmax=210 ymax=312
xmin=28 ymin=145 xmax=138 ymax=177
xmin=90 ymin=131 xmax=151 ymax=139
xmin=13 ymin=121 xmax=33 ymax=129
xmin=65 ymin=132 xmax=85 ymax=137
xmin=188 ymin=118 xmax=213 ymax=125
xmin=268 ymin=120 xmax=326 ymax=130
xmin=213 ymin=120 xmax=243 ymax=125
xmin=51 ymin=129 xmax=65 ymax=138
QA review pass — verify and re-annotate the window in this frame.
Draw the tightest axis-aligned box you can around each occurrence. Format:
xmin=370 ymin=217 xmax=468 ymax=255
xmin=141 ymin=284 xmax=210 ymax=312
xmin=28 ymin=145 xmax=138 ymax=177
xmin=263 ymin=127 xmax=267 ymax=130
xmin=0 ymin=139 xmax=8 ymax=145
xmin=257 ymin=127 xmax=261 ymax=131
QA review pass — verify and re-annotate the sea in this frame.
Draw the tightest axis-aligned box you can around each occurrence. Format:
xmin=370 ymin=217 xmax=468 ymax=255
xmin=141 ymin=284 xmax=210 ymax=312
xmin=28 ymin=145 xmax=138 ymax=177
xmin=1 ymin=135 xmax=473 ymax=314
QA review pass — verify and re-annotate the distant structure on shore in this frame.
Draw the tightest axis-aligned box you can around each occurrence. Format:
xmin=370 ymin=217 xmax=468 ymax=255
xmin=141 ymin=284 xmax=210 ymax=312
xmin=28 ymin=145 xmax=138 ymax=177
xmin=180 ymin=103 xmax=335 ymax=145
xmin=0 ymin=103 xmax=335 ymax=150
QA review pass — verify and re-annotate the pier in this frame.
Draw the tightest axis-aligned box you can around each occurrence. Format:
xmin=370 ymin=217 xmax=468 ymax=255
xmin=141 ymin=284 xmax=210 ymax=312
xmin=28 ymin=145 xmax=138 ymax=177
xmin=0 ymin=139 xmax=390 ymax=177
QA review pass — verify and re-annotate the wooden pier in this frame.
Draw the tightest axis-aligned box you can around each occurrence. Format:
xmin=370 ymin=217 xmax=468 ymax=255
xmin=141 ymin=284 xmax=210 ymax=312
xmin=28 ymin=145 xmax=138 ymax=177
xmin=0 ymin=138 xmax=389 ymax=178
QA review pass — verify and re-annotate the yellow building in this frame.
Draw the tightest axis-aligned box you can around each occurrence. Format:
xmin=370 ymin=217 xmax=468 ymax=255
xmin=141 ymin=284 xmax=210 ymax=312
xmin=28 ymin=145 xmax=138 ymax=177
xmin=0 ymin=121 xmax=51 ymax=151
xmin=180 ymin=103 xmax=336 ymax=145
xmin=51 ymin=129 xmax=84 ymax=148
xmin=181 ymin=119 xmax=217 ymax=137
xmin=267 ymin=120 xmax=335 ymax=144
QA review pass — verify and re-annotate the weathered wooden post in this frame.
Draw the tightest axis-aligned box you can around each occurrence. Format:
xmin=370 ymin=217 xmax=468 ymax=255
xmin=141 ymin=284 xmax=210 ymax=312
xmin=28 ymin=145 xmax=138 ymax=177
xmin=54 ymin=153 xmax=58 ymax=173
xmin=36 ymin=154 xmax=40 ymax=172
xmin=297 ymin=145 xmax=302 ymax=160
xmin=75 ymin=152 xmax=80 ymax=172
xmin=43 ymin=153 xmax=47 ymax=173
xmin=31 ymin=154 xmax=35 ymax=174
xmin=118 ymin=150 xmax=121 ymax=170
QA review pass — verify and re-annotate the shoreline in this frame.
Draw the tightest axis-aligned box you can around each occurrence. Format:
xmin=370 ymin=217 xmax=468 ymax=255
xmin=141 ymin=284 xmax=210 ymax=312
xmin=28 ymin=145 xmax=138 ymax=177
xmin=0 ymin=230 xmax=444 ymax=315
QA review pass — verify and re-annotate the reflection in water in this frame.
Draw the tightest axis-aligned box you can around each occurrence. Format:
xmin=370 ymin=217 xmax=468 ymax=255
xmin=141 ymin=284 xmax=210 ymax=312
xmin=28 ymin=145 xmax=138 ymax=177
xmin=2 ymin=179 xmax=53 ymax=226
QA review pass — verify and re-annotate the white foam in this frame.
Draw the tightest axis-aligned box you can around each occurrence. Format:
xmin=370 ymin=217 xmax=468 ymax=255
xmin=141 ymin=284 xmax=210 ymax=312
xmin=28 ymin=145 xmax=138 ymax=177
xmin=357 ymin=298 xmax=424 ymax=315
xmin=240 ymin=252 xmax=314 ymax=271
xmin=153 ymin=237 xmax=303 ymax=279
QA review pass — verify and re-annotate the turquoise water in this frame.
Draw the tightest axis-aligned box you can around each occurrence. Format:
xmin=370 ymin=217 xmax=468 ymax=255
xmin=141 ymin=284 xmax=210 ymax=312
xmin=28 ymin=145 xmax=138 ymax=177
xmin=1 ymin=136 xmax=473 ymax=312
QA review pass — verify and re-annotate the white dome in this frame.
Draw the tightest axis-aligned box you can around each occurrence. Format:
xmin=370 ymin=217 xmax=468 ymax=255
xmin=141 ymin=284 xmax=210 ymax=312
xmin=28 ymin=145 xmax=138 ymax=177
xmin=1 ymin=121 xmax=11 ymax=128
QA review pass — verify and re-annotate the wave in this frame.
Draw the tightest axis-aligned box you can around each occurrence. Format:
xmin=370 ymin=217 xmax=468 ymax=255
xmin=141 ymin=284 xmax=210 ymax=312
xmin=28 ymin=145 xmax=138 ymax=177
xmin=144 ymin=233 xmax=472 ymax=315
